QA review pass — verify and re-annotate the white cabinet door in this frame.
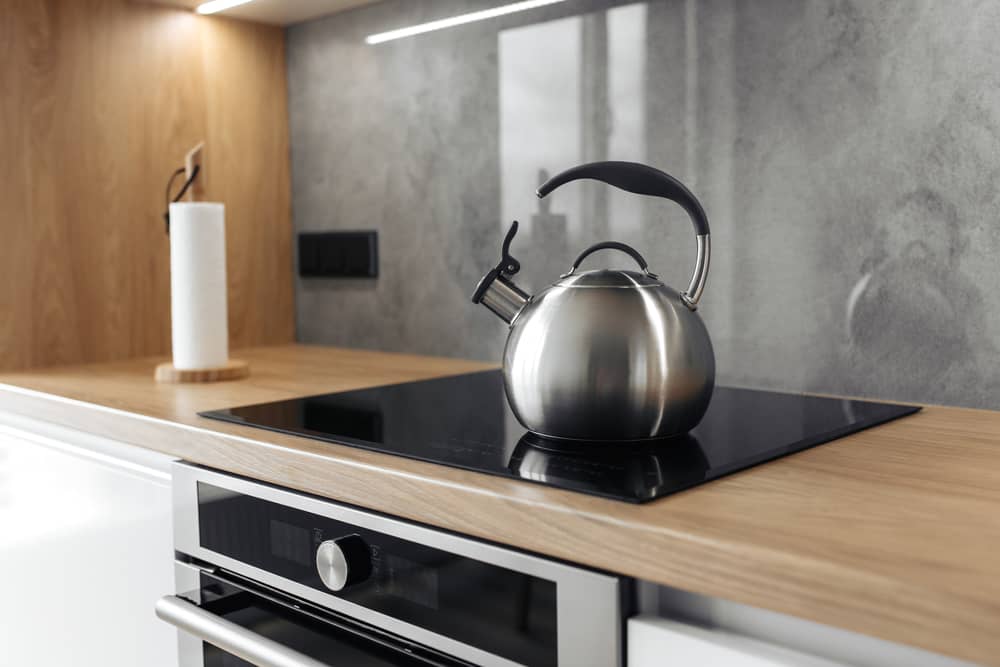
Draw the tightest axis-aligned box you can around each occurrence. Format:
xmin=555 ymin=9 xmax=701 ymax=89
xmin=0 ymin=419 xmax=177 ymax=667
xmin=636 ymin=583 xmax=979 ymax=667
xmin=628 ymin=615 xmax=847 ymax=667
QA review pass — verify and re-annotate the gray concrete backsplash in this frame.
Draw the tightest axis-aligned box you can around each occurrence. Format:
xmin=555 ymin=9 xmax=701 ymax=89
xmin=288 ymin=0 xmax=1000 ymax=408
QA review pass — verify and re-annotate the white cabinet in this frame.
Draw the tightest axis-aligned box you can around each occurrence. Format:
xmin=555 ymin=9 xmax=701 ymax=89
xmin=629 ymin=616 xmax=846 ymax=667
xmin=0 ymin=415 xmax=177 ymax=667
xmin=631 ymin=585 xmax=978 ymax=667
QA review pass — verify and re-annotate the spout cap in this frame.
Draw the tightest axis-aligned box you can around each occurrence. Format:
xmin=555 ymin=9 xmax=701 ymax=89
xmin=471 ymin=220 xmax=529 ymax=324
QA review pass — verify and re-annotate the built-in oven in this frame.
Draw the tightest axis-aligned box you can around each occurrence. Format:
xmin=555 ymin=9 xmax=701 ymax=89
xmin=159 ymin=463 xmax=627 ymax=667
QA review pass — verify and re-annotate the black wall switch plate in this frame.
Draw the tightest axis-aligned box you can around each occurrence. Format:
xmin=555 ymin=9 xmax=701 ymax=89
xmin=298 ymin=231 xmax=378 ymax=278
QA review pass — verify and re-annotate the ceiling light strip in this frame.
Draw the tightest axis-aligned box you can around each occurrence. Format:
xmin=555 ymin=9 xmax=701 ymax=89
xmin=365 ymin=0 xmax=570 ymax=45
xmin=196 ymin=0 xmax=255 ymax=15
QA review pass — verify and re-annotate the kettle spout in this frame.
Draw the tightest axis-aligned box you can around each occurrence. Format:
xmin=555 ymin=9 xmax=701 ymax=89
xmin=473 ymin=273 xmax=529 ymax=324
xmin=471 ymin=220 xmax=530 ymax=324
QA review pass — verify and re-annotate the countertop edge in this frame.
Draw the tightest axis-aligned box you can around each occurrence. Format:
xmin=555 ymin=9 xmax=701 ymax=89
xmin=0 ymin=356 xmax=997 ymax=666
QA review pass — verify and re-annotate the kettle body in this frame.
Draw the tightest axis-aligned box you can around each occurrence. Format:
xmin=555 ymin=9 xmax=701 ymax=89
xmin=505 ymin=269 xmax=714 ymax=440
xmin=473 ymin=161 xmax=715 ymax=441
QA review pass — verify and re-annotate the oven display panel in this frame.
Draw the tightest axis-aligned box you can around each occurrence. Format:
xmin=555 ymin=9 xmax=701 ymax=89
xmin=197 ymin=483 xmax=557 ymax=667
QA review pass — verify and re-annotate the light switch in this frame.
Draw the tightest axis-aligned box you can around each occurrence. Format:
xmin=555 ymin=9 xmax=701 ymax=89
xmin=298 ymin=231 xmax=378 ymax=278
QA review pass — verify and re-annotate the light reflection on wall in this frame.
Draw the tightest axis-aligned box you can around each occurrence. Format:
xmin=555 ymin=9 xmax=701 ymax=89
xmin=499 ymin=2 xmax=648 ymax=283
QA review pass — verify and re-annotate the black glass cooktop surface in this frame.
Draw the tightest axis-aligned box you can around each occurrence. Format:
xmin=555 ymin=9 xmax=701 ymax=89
xmin=201 ymin=371 xmax=919 ymax=503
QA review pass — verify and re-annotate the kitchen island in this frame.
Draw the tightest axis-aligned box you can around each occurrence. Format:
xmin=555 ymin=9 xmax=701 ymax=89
xmin=1 ymin=344 xmax=997 ymax=665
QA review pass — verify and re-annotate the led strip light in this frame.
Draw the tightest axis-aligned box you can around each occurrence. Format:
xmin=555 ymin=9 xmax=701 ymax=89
xmin=196 ymin=0 xmax=254 ymax=15
xmin=365 ymin=0 xmax=571 ymax=44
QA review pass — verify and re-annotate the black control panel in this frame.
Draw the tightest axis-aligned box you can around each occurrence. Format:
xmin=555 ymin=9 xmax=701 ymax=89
xmin=197 ymin=483 xmax=558 ymax=667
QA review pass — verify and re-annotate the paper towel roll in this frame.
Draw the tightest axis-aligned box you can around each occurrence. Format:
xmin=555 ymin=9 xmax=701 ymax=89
xmin=169 ymin=202 xmax=228 ymax=370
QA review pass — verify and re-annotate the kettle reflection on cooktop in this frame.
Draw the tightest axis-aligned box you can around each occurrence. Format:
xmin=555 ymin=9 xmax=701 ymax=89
xmin=200 ymin=370 xmax=918 ymax=503
xmin=509 ymin=433 xmax=710 ymax=501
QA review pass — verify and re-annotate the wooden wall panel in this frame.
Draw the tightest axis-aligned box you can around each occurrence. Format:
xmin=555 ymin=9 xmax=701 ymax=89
xmin=0 ymin=0 xmax=294 ymax=371
xmin=199 ymin=17 xmax=294 ymax=348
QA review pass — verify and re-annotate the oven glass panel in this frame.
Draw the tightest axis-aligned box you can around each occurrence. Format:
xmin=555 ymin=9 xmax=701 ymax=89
xmin=198 ymin=483 xmax=558 ymax=667
xmin=195 ymin=574 xmax=451 ymax=667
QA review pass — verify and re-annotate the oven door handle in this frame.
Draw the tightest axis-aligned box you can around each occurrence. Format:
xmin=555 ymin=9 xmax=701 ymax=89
xmin=156 ymin=595 xmax=331 ymax=667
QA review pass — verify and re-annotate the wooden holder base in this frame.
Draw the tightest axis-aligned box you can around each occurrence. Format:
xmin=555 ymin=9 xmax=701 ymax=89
xmin=155 ymin=359 xmax=250 ymax=384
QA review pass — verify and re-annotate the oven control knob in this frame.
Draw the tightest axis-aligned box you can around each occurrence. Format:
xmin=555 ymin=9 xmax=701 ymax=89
xmin=316 ymin=534 xmax=372 ymax=591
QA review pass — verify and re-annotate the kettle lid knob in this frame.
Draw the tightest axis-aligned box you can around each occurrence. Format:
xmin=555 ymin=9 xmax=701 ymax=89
xmin=561 ymin=241 xmax=659 ymax=280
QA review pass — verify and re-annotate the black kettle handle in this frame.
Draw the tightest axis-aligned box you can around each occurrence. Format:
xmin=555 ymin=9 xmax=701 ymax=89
xmin=537 ymin=161 xmax=710 ymax=309
xmin=536 ymin=161 xmax=710 ymax=236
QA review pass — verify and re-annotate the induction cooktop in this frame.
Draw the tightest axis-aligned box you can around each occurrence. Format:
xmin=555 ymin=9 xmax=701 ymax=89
xmin=200 ymin=371 xmax=919 ymax=503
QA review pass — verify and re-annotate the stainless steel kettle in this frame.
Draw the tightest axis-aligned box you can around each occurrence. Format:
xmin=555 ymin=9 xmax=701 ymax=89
xmin=472 ymin=161 xmax=714 ymax=441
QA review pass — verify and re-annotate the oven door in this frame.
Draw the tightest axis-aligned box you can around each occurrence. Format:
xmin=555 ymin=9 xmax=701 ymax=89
xmin=160 ymin=562 xmax=470 ymax=667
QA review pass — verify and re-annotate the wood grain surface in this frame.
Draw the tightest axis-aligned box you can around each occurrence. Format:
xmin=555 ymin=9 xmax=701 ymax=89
xmin=0 ymin=344 xmax=998 ymax=664
xmin=0 ymin=1 xmax=293 ymax=372
xmin=154 ymin=358 xmax=249 ymax=382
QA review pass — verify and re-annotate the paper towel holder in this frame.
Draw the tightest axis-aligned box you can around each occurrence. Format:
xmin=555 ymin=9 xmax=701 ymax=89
xmin=162 ymin=142 xmax=206 ymax=235
xmin=155 ymin=142 xmax=250 ymax=384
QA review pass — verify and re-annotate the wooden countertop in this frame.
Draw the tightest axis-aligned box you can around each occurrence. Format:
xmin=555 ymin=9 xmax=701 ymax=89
xmin=1 ymin=344 xmax=997 ymax=664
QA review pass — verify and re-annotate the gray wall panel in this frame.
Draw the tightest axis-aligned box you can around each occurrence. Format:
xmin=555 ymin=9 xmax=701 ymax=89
xmin=288 ymin=0 xmax=1000 ymax=408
